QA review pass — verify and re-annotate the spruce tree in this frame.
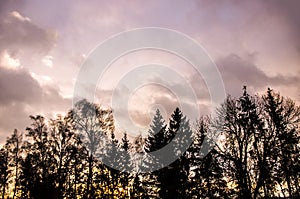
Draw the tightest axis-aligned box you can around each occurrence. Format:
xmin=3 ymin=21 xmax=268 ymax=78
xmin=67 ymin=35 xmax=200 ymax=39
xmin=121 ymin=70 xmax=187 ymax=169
xmin=164 ymin=108 xmax=192 ymax=199
xmin=189 ymin=117 xmax=227 ymax=198
xmin=263 ymin=88 xmax=300 ymax=197
xmin=119 ymin=132 xmax=132 ymax=197
xmin=144 ymin=109 xmax=167 ymax=153
xmin=131 ymin=134 xmax=158 ymax=198
xmin=144 ymin=109 xmax=167 ymax=198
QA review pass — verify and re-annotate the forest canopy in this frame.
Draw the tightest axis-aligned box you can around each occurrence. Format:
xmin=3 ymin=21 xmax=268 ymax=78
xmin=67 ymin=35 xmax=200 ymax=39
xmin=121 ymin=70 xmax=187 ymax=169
xmin=0 ymin=87 xmax=299 ymax=199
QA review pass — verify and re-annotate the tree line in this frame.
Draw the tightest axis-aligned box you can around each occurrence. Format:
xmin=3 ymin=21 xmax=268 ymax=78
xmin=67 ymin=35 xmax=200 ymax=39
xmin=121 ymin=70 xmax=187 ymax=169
xmin=0 ymin=87 xmax=299 ymax=198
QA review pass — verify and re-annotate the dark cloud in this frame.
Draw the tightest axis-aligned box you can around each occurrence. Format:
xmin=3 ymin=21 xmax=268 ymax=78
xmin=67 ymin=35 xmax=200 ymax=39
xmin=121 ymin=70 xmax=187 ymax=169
xmin=217 ymin=54 xmax=300 ymax=96
xmin=0 ymin=67 xmax=41 ymax=105
xmin=0 ymin=3 xmax=60 ymax=143
xmin=0 ymin=11 xmax=57 ymax=55
xmin=0 ymin=65 xmax=70 ymax=142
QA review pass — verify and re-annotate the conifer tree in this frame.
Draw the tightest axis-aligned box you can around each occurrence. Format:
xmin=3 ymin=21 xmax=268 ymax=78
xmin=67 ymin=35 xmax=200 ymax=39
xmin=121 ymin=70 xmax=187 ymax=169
xmin=164 ymin=107 xmax=192 ymax=199
xmin=144 ymin=109 xmax=167 ymax=153
xmin=263 ymin=88 xmax=300 ymax=197
xmin=131 ymin=134 xmax=158 ymax=198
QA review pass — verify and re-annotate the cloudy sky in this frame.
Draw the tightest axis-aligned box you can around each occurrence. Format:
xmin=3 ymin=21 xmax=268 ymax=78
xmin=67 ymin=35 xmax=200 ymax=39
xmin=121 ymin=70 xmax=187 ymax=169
xmin=1 ymin=0 xmax=300 ymax=141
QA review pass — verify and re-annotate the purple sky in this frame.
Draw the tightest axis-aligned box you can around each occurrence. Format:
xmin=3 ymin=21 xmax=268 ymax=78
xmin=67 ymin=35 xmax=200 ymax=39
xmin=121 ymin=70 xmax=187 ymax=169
xmin=1 ymin=0 xmax=300 ymax=141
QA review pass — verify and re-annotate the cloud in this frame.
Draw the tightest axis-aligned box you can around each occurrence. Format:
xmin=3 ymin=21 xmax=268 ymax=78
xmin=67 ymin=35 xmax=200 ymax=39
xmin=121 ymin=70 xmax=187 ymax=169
xmin=1 ymin=0 xmax=300 ymax=142
xmin=0 ymin=50 xmax=21 ymax=70
xmin=10 ymin=10 xmax=30 ymax=21
xmin=30 ymin=72 xmax=53 ymax=86
xmin=0 ymin=63 xmax=71 ymax=142
xmin=0 ymin=8 xmax=63 ymax=143
xmin=186 ymin=1 xmax=300 ymax=76
xmin=0 ymin=11 xmax=57 ymax=55
xmin=42 ymin=55 xmax=53 ymax=67
xmin=216 ymin=54 xmax=300 ymax=98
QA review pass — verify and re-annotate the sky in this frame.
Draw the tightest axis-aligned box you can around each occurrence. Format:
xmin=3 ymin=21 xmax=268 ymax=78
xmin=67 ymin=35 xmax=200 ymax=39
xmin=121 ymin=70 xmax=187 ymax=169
xmin=1 ymin=0 xmax=300 ymax=141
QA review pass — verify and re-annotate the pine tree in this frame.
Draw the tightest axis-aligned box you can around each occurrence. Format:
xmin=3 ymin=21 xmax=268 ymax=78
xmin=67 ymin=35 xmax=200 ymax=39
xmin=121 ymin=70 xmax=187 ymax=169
xmin=118 ymin=132 xmax=132 ymax=198
xmin=103 ymin=131 xmax=122 ymax=198
xmin=263 ymin=88 xmax=300 ymax=197
xmin=163 ymin=108 xmax=192 ymax=199
xmin=188 ymin=117 xmax=208 ymax=198
xmin=132 ymin=134 xmax=158 ymax=198
xmin=144 ymin=109 xmax=168 ymax=198
xmin=144 ymin=109 xmax=167 ymax=153
xmin=189 ymin=117 xmax=227 ymax=198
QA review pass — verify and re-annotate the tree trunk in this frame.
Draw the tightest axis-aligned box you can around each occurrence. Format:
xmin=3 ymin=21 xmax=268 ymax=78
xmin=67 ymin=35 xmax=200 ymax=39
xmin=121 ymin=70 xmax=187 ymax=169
xmin=12 ymin=141 xmax=19 ymax=199
xmin=86 ymin=154 xmax=93 ymax=198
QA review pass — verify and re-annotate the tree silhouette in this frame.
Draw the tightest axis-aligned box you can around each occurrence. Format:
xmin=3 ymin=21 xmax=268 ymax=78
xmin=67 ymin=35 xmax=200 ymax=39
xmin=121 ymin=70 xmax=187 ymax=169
xmin=21 ymin=115 xmax=58 ymax=199
xmin=144 ymin=109 xmax=168 ymax=198
xmin=214 ymin=87 xmax=259 ymax=198
xmin=103 ymin=131 xmax=123 ymax=198
xmin=71 ymin=99 xmax=114 ymax=198
xmin=163 ymin=107 xmax=192 ymax=199
xmin=119 ymin=132 xmax=132 ymax=197
xmin=49 ymin=114 xmax=85 ymax=198
xmin=263 ymin=88 xmax=300 ymax=198
xmin=214 ymin=87 xmax=300 ymax=198
xmin=131 ymin=134 xmax=158 ymax=198
xmin=144 ymin=109 xmax=167 ymax=152
xmin=0 ymin=87 xmax=299 ymax=198
xmin=189 ymin=117 xmax=228 ymax=198
xmin=0 ymin=147 xmax=9 ymax=199
xmin=4 ymin=129 xmax=22 ymax=199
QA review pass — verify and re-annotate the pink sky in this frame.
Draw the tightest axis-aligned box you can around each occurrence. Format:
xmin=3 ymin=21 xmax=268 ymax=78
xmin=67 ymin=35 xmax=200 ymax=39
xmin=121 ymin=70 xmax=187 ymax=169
xmin=0 ymin=0 xmax=300 ymax=141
